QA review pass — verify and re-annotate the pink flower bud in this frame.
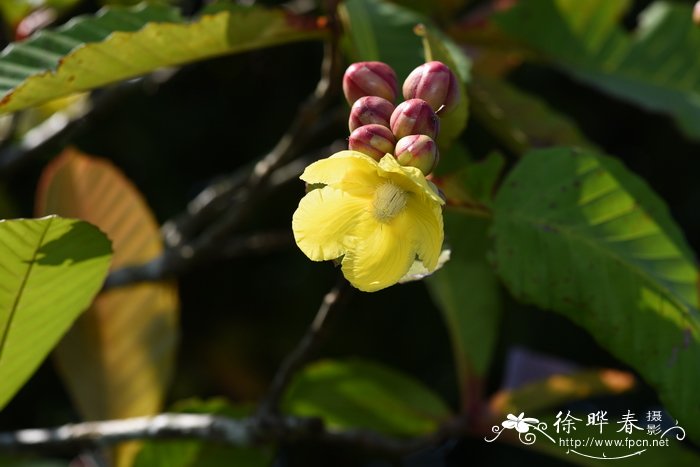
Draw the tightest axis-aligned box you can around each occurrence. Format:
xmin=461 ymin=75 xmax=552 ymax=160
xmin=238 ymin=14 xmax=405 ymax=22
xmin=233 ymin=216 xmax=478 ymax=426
xmin=402 ymin=61 xmax=461 ymax=113
xmin=394 ymin=134 xmax=439 ymax=175
xmin=390 ymin=99 xmax=440 ymax=140
xmin=349 ymin=96 xmax=395 ymax=132
xmin=348 ymin=124 xmax=396 ymax=161
xmin=343 ymin=61 xmax=398 ymax=105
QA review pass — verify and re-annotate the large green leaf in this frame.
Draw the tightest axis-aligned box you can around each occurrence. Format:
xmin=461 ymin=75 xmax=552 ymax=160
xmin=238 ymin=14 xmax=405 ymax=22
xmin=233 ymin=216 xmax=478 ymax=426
xmin=0 ymin=216 xmax=112 ymax=410
xmin=0 ymin=3 xmax=325 ymax=113
xmin=134 ymin=399 xmax=272 ymax=467
xmin=283 ymin=358 xmax=451 ymax=436
xmin=491 ymin=147 xmax=700 ymax=442
xmin=494 ymin=0 xmax=700 ymax=140
xmin=427 ymin=212 xmax=502 ymax=409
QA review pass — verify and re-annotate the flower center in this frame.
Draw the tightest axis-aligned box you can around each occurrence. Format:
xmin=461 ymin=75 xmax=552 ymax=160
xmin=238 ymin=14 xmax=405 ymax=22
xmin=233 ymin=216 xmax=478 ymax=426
xmin=372 ymin=182 xmax=408 ymax=223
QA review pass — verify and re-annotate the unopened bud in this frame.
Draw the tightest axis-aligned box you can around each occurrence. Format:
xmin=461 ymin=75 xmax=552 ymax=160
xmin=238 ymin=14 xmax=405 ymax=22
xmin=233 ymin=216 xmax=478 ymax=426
xmin=348 ymin=124 xmax=396 ymax=161
xmin=343 ymin=61 xmax=398 ymax=105
xmin=349 ymin=96 xmax=395 ymax=132
xmin=390 ymin=99 xmax=440 ymax=140
xmin=694 ymin=1 xmax=700 ymax=25
xmin=402 ymin=61 xmax=461 ymax=113
xmin=394 ymin=134 xmax=439 ymax=175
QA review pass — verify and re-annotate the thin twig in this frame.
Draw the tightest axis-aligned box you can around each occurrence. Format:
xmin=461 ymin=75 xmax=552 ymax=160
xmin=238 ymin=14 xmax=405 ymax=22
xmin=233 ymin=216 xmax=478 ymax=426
xmin=258 ymin=275 xmax=353 ymax=418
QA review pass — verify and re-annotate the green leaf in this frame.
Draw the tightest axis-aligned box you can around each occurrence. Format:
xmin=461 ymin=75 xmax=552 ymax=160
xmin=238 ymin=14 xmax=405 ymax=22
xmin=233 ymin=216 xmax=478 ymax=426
xmin=495 ymin=0 xmax=700 ymax=140
xmin=469 ymin=75 xmax=595 ymax=154
xmin=491 ymin=147 xmax=700 ymax=442
xmin=427 ymin=212 xmax=502 ymax=407
xmin=134 ymin=399 xmax=272 ymax=467
xmin=283 ymin=358 xmax=451 ymax=436
xmin=0 ymin=4 xmax=325 ymax=113
xmin=416 ymin=25 xmax=470 ymax=150
xmin=0 ymin=216 xmax=112 ymax=410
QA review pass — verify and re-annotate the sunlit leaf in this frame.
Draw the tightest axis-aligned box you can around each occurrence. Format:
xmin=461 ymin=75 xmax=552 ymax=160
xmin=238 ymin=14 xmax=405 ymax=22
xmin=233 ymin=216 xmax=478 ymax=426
xmin=35 ymin=148 xmax=179 ymax=466
xmin=495 ymin=0 xmax=700 ymax=140
xmin=492 ymin=147 xmax=700 ymax=442
xmin=0 ymin=216 xmax=112 ymax=410
xmin=0 ymin=3 xmax=326 ymax=113
xmin=283 ymin=359 xmax=451 ymax=436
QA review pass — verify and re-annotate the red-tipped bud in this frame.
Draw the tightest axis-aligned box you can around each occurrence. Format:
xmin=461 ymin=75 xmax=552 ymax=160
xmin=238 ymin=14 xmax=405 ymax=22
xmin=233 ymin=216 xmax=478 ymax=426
xmin=343 ymin=61 xmax=398 ymax=105
xmin=402 ymin=61 xmax=461 ymax=113
xmin=394 ymin=134 xmax=439 ymax=175
xmin=390 ymin=98 xmax=440 ymax=140
xmin=348 ymin=124 xmax=396 ymax=161
xmin=349 ymin=96 xmax=395 ymax=132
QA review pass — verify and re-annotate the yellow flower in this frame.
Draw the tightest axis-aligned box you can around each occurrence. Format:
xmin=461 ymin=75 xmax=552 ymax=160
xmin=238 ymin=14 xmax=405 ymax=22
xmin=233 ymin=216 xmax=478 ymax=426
xmin=292 ymin=150 xmax=444 ymax=292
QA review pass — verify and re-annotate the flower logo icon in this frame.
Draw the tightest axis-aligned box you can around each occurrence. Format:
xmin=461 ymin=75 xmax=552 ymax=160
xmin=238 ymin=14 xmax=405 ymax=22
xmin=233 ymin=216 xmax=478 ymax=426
xmin=502 ymin=412 xmax=540 ymax=433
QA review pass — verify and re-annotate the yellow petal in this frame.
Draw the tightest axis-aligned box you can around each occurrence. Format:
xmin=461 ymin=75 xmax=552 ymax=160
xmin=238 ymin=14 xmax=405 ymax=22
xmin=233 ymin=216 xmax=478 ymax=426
xmin=340 ymin=213 xmax=416 ymax=292
xmin=292 ymin=186 xmax=368 ymax=261
xmin=378 ymin=154 xmax=444 ymax=205
xmin=398 ymin=196 xmax=444 ymax=271
xmin=301 ymin=151 xmax=382 ymax=196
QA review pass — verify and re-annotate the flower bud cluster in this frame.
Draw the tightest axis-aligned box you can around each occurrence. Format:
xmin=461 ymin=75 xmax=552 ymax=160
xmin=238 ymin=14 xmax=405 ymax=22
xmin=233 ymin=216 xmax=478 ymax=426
xmin=343 ymin=60 xmax=460 ymax=175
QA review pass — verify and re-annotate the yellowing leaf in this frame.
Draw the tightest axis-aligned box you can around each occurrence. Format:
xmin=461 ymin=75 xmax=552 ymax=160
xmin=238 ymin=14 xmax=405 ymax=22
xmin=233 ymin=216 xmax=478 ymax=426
xmin=35 ymin=148 xmax=179 ymax=466
xmin=0 ymin=4 xmax=326 ymax=113
xmin=489 ymin=369 xmax=635 ymax=417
